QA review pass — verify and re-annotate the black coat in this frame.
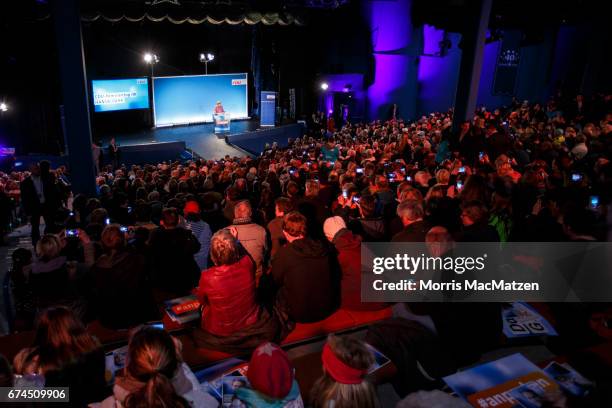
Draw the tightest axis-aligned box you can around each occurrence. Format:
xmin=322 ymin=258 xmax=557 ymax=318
xmin=271 ymin=238 xmax=340 ymax=323
xmin=43 ymin=348 xmax=108 ymax=406
xmin=391 ymin=220 xmax=431 ymax=243
xmin=147 ymin=227 xmax=201 ymax=296
xmin=91 ymin=250 xmax=158 ymax=329
xmin=457 ymin=222 xmax=500 ymax=242
xmin=20 ymin=173 xmax=61 ymax=215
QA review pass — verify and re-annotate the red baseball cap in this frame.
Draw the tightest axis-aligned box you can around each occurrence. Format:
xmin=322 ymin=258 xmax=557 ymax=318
xmin=183 ymin=201 xmax=200 ymax=215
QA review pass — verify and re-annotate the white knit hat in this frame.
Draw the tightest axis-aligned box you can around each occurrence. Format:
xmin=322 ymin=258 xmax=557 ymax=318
xmin=323 ymin=216 xmax=346 ymax=241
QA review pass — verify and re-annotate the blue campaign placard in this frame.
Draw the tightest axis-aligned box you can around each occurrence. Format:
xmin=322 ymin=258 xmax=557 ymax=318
xmin=153 ymin=73 xmax=248 ymax=126
xmin=92 ymin=78 xmax=149 ymax=112
xmin=260 ymin=91 xmax=277 ymax=127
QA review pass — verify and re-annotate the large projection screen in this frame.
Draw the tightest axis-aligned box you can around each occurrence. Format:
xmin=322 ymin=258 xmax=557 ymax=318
xmin=153 ymin=73 xmax=248 ymax=127
xmin=92 ymin=78 xmax=149 ymax=112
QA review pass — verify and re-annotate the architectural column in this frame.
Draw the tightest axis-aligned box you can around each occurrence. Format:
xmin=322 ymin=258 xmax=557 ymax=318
xmin=451 ymin=0 xmax=493 ymax=132
xmin=51 ymin=0 xmax=97 ymax=196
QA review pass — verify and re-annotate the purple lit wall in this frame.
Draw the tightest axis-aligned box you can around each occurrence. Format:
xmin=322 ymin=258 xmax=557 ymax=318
xmin=364 ymin=0 xmax=418 ymax=121
xmin=416 ymin=26 xmax=560 ymax=116
xmin=318 ymin=73 xmax=365 ymax=118
xmin=417 ymin=26 xmax=462 ymax=115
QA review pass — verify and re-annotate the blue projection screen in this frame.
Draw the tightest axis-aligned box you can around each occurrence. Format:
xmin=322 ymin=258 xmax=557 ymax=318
xmin=153 ymin=73 xmax=248 ymax=127
xmin=92 ymin=78 xmax=149 ymax=112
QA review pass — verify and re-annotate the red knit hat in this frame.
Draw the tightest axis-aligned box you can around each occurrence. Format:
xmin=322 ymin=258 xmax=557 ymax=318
xmin=247 ymin=342 xmax=293 ymax=399
xmin=183 ymin=200 xmax=200 ymax=215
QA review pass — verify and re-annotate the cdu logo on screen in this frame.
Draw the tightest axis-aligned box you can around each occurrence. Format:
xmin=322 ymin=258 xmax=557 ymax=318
xmin=231 ymin=79 xmax=247 ymax=86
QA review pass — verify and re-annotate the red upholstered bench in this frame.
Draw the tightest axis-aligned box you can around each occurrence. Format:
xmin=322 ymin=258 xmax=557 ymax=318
xmin=282 ymin=309 xmax=356 ymax=344
xmin=179 ymin=307 xmax=394 ymax=368
xmin=282 ymin=307 xmax=393 ymax=345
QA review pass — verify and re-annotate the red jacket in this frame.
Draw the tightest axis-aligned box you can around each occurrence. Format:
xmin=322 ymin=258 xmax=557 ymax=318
xmin=333 ymin=229 xmax=386 ymax=311
xmin=196 ymin=256 xmax=260 ymax=336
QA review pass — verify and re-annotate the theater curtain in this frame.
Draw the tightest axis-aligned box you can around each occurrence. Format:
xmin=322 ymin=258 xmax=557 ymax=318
xmin=79 ymin=11 xmax=304 ymax=26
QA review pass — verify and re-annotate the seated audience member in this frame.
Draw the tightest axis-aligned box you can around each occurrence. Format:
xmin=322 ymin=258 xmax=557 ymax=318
xmin=411 ymin=227 xmax=501 ymax=366
xmin=348 ymin=194 xmax=387 ymax=242
xmin=324 ymin=216 xmax=386 ymax=311
xmin=267 ymin=197 xmax=294 ymax=259
xmin=90 ymin=224 xmax=157 ymax=329
xmin=194 ymin=229 xmax=282 ymax=353
xmin=457 ymin=201 xmax=500 ymax=242
xmin=95 ymin=326 xmax=217 ymax=408
xmin=271 ymin=211 xmax=340 ymax=323
xmin=391 ymin=200 xmax=430 ymax=242
xmin=182 ymin=200 xmax=212 ymax=270
xmin=387 ymin=185 xmax=424 ymax=237
xmin=494 ymin=154 xmax=521 ymax=183
xmin=296 ymin=179 xmax=330 ymax=239
xmin=310 ymin=335 xmax=380 ymax=408
xmin=13 ymin=307 xmax=107 ymax=405
xmin=148 ymin=207 xmax=201 ymax=299
xmin=223 ymin=186 xmax=240 ymax=222
xmin=231 ymin=200 xmax=268 ymax=281
xmin=30 ymin=231 xmax=94 ymax=314
xmin=235 ymin=342 xmax=304 ymax=407
xmin=370 ymin=175 xmax=395 ymax=207
xmin=10 ymin=247 xmax=35 ymax=330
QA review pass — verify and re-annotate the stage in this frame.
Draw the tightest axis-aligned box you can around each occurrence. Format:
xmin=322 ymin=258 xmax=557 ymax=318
xmin=98 ymin=120 xmax=257 ymax=160
xmin=97 ymin=120 xmax=304 ymax=162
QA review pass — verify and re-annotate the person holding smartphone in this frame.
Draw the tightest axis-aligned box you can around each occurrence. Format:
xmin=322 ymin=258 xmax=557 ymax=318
xmin=90 ymin=224 xmax=157 ymax=329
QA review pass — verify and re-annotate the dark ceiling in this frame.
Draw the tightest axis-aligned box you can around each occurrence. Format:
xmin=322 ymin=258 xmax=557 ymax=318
xmin=0 ymin=0 xmax=605 ymax=31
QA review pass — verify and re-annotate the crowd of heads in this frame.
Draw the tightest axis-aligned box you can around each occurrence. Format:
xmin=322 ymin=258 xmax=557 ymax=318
xmin=0 ymin=92 xmax=610 ymax=407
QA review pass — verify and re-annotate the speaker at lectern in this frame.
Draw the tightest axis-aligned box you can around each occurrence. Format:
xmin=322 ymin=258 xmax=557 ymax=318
xmin=213 ymin=112 xmax=231 ymax=133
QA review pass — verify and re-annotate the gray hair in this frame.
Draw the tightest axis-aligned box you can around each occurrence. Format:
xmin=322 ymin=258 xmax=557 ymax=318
xmin=396 ymin=199 xmax=424 ymax=221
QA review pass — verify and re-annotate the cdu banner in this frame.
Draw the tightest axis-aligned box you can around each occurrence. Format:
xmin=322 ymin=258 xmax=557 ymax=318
xmin=493 ymin=31 xmax=521 ymax=96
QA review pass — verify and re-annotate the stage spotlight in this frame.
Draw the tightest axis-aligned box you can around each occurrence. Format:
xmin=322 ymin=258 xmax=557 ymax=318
xmin=199 ymin=52 xmax=215 ymax=74
xmin=144 ymin=53 xmax=159 ymax=64
xmin=320 ymin=82 xmax=329 ymax=91
xmin=0 ymin=103 xmax=7 ymax=112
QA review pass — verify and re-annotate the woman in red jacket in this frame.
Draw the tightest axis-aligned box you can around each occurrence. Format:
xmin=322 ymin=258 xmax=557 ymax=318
xmin=193 ymin=229 xmax=283 ymax=353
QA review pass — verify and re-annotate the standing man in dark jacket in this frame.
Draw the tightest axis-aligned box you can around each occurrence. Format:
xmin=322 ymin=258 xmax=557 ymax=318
xmin=147 ymin=207 xmax=201 ymax=300
xmin=20 ymin=161 xmax=61 ymax=244
xmin=271 ymin=211 xmax=340 ymax=323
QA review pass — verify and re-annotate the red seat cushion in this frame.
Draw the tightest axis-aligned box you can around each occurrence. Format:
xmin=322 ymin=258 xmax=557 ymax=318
xmin=345 ymin=308 xmax=393 ymax=325
xmin=282 ymin=307 xmax=392 ymax=345
xmin=282 ymin=309 xmax=354 ymax=344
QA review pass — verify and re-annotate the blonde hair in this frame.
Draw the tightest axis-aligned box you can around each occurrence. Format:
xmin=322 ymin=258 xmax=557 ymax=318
xmin=435 ymin=169 xmax=450 ymax=184
xmin=310 ymin=335 xmax=379 ymax=408
xmin=210 ymin=229 xmax=241 ymax=266
xmin=35 ymin=235 xmax=61 ymax=261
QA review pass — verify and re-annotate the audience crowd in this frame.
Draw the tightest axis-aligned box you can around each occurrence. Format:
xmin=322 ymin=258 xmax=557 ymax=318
xmin=0 ymin=92 xmax=611 ymax=407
